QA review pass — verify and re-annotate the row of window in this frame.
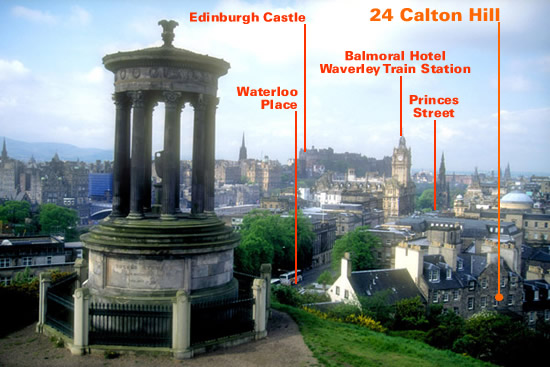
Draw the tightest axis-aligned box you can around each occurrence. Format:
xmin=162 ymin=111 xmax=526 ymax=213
xmin=334 ymin=286 xmax=351 ymax=299
xmin=0 ymin=257 xmax=54 ymax=268
xmin=524 ymin=221 xmax=549 ymax=228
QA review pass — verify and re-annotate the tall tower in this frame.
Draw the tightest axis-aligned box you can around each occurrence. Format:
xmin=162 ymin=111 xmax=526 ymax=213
xmin=238 ymin=132 xmax=247 ymax=161
xmin=436 ymin=152 xmax=450 ymax=209
xmin=1 ymin=138 xmax=8 ymax=162
xmin=392 ymin=136 xmax=412 ymax=186
xmin=384 ymin=136 xmax=415 ymax=220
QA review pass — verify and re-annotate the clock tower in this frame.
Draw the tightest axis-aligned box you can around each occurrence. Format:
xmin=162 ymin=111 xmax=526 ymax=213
xmin=392 ymin=136 xmax=411 ymax=186
xmin=384 ymin=136 xmax=415 ymax=220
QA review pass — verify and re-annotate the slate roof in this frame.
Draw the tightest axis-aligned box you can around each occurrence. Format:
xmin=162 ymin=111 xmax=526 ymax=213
xmin=396 ymin=215 xmax=519 ymax=239
xmin=422 ymin=255 xmax=464 ymax=290
xmin=349 ymin=268 xmax=424 ymax=304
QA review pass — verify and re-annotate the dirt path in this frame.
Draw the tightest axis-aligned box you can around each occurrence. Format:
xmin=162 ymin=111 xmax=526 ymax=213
xmin=0 ymin=310 xmax=319 ymax=367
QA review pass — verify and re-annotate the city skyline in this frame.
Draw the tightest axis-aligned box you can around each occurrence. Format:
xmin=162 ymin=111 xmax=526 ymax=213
xmin=0 ymin=0 xmax=549 ymax=173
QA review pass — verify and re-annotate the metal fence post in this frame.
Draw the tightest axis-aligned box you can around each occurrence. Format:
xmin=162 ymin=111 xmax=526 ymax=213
xmin=260 ymin=263 xmax=272 ymax=320
xmin=71 ymin=288 xmax=90 ymax=355
xmin=172 ymin=290 xmax=192 ymax=359
xmin=252 ymin=278 xmax=267 ymax=340
xmin=36 ymin=272 xmax=52 ymax=333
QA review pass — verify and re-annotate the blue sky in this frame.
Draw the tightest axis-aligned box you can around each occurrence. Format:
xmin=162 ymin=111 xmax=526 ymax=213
xmin=0 ymin=0 xmax=548 ymax=174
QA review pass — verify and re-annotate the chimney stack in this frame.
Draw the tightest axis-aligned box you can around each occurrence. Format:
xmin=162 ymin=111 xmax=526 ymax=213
xmin=342 ymin=252 xmax=352 ymax=278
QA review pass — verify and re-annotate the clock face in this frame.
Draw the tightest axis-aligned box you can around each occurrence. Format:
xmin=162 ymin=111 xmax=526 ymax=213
xmin=397 ymin=154 xmax=403 ymax=161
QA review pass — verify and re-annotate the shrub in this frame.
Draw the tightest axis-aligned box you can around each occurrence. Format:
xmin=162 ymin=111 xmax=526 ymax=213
xmin=272 ymin=285 xmax=302 ymax=307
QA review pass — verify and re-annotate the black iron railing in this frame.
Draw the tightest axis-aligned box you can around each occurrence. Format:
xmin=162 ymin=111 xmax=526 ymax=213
xmin=190 ymin=297 xmax=255 ymax=345
xmin=89 ymin=303 xmax=172 ymax=347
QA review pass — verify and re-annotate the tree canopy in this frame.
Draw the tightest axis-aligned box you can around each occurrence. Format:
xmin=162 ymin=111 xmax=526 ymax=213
xmin=235 ymin=209 xmax=314 ymax=275
xmin=416 ymin=188 xmax=434 ymax=210
xmin=39 ymin=203 xmax=79 ymax=241
xmin=332 ymin=226 xmax=381 ymax=272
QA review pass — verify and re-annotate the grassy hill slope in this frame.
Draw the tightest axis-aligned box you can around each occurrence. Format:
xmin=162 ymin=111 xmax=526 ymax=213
xmin=276 ymin=304 xmax=494 ymax=367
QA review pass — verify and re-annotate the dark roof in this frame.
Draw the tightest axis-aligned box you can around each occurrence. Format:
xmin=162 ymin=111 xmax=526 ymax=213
xmin=422 ymin=255 xmax=464 ymax=290
xmin=522 ymin=245 xmax=550 ymax=263
xmin=349 ymin=268 xmax=424 ymax=304
xmin=524 ymin=213 xmax=550 ymax=220
xmin=459 ymin=253 xmax=488 ymax=277
xmin=396 ymin=215 xmax=519 ymax=239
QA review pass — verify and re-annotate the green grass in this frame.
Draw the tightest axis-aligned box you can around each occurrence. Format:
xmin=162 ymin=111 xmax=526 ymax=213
xmin=275 ymin=303 xmax=494 ymax=367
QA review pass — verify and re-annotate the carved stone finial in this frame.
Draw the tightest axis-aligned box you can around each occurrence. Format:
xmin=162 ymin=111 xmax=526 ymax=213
xmin=158 ymin=19 xmax=179 ymax=47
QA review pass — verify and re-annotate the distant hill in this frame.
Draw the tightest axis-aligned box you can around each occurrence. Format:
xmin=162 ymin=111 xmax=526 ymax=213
xmin=2 ymin=137 xmax=113 ymax=163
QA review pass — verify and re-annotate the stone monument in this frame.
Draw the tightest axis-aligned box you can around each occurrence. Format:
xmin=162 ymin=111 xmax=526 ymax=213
xmin=81 ymin=20 xmax=238 ymax=305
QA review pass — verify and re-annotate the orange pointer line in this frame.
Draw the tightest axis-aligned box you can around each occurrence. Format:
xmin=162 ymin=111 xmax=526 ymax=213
xmin=496 ymin=22 xmax=503 ymax=302
xmin=434 ymin=120 xmax=437 ymax=211
xmin=294 ymin=110 xmax=298 ymax=285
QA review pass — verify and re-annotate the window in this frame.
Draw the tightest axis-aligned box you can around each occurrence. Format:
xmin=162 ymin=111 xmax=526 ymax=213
xmin=453 ymin=290 xmax=459 ymax=300
xmin=433 ymin=293 xmax=439 ymax=303
xmin=429 ymin=269 xmax=440 ymax=283
xmin=443 ymin=292 xmax=449 ymax=303
xmin=507 ymin=294 xmax=514 ymax=306
xmin=344 ymin=290 xmax=349 ymax=299
xmin=457 ymin=259 xmax=463 ymax=270
xmin=446 ymin=268 xmax=452 ymax=280
xmin=535 ymin=222 xmax=538 ymax=228
xmin=481 ymin=278 xmax=488 ymax=288
xmin=481 ymin=296 xmax=487 ymax=308
xmin=0 ymin=258 xmax=10 ymax=268
xmin=468 ymin=297 xmax=474 ymax=310
xmin=501 ymin=278 xmax=506 ymax=288
xmin=534 ymin=290 xmax=539 ymax=301
xmin=47 ymin=256 xmax=52 ymax=265
xmin=493 ymin=299 xmax=499 ymax=307
xmin=545 ymin=310 xmax=550 ymax=321
xmin=510 ymin=276 xmax=517 ymax=287
xmin=22 ymin=257 xmax=32 ymax=266
xmin=534 ymin=233 xmax=539 ymax=240
xmin=336 ymin=286 xmax=340 ymax=296
xmin=529 ymin=312 xmax=535 ymax=324
xmin=0 ymin=276 xmax=11 ymax=286
xmin=469 ymin=281 xmax=475 ymax=291
xmin=453 ymin=307 xmax=459 ymax=314
xmin=545 ymin=222 xmax=548 ymax=228
xmin=525 ymin=221 xmax=528 ymax=227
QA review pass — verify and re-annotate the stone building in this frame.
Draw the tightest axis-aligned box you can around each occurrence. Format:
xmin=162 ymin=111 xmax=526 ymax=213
xmin=383 ymin=136 xmax=415 ymax=220
xmin=523 ymin=279 xmax=550 ymax=327
xmin=0 ymin=235 xmax=79 ymax=285
xmin=241 ymin=158 xmax=282 ymax=196
xmin=395 ymin=219 xmax=523 ymax=318
xmin=0 ymin=139 xmax=22 ymax=200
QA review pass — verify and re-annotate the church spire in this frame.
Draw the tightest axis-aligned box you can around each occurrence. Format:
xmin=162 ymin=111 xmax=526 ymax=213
xmin=1 ymin=137 xmax=7 ymax=161
xmin=439 ymin=152 xmax=446 ymax=175
xmin=239 ymin=132 xmax=247 ymax=161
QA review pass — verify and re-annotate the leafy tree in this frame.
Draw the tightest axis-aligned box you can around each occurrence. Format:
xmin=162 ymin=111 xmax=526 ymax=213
xmin=416 ymin=188 xmax=434 ymax=210
xmin=425 ymin=310 xmax=465 ymax=349
xmin=316 ymin=270 xmax=334 ymax=289
xmin=236 ymin=210 xmax=314 ymax=274
xmin=393 ymin=296 xmax=428 ymax=330
xmin=358 ymin=290 xmax=393 ymax=326
xmin=0 ymin=201 xmax=31 ymax=224
xmin=38 ymin=204 xmax=79 ymax=241
xmin=452 ymin=311 xmax=534 ymax=366
xmin=331 ymin=226 xmax=381 ymax=273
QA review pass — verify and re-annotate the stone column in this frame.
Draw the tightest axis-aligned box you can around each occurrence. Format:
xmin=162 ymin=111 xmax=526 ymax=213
xmin=74 ymin=258 xmax=88 ymax=289
xmin=204 ymin=96 xmax=218 ymax=212
xmin=162 ymin=92 xmax=183 ymax=219
xmin=71 ymin=288 xmax=90 ymax=356
xmin=143 ymin=101 xmax=157 ymax=213
xmin=36 ymin=272 xmax=51 ymax=333
xmin=191 ymin=94 xmax=206 ymax=215
xmin=111 ymin=93 xmax=131 ymax=217
xmin=260 ymin=263 xmax=272 ymax=320
xmin=252 ymin=278 xmax=267 ymax=340
xmin=128 ymin=91 xmax=147 ymax=219
xmin=172 ymin=290 xmax=192 ymax=359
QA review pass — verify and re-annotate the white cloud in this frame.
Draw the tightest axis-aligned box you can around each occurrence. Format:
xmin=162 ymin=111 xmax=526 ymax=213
xmin=77 ymin=66 xmax=106 ymax=84
xmin=0 ymin=60 xmax=30 ymax=81
xmin=69 ymin=6 xmax=91 ymax=26
xmin=12 ymin=6 xmax=57 ymax=24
